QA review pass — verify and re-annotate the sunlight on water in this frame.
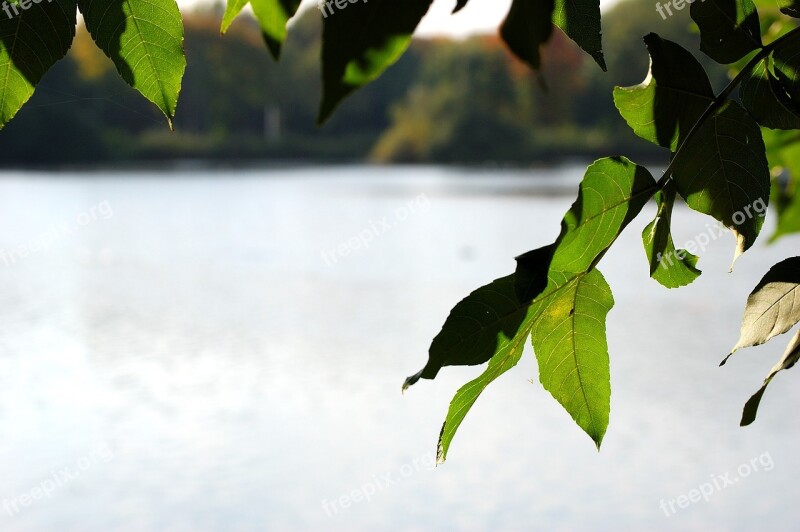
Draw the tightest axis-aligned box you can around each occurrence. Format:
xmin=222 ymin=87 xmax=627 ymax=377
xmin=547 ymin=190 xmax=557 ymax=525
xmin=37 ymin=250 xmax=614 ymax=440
xmin=0 ymin=166 xmax=798 ymax=531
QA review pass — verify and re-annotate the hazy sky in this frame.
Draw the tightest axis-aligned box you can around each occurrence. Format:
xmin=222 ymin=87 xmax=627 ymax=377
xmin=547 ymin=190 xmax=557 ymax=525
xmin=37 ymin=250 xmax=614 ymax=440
xmin=176 ymin=0 xmax=617 ymax=37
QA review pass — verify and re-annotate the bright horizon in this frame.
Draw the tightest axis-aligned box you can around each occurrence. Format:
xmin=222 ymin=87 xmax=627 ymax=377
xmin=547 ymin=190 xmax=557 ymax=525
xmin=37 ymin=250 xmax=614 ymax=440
xmin=177 ymin=0 xmax=619 ymax=38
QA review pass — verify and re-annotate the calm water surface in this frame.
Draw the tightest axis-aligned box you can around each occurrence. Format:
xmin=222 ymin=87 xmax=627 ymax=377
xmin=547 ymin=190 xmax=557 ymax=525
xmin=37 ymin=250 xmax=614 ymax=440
xmin=0 ymin=165 xmax=798 ymax=531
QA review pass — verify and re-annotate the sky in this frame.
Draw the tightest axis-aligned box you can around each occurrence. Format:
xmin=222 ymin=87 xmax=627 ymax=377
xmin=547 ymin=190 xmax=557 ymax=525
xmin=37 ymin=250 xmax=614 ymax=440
xmin=177 ymin=0 xmax=618 ymax=38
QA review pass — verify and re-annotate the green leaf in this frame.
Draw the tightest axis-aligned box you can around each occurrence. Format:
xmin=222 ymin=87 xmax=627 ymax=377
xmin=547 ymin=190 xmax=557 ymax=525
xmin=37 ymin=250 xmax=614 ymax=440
xmin=532 ymin=269 xmax=613 ymax=448
xmin=402 ymin=274 xmax=534 ymax=387
xmin=318 ymin=0 xmax=433 ymax=124
xmin=771 ymin=167 xmax=800 ymax=241
xmin=408 ymin=158 xmax=653 ymax=457
xmin=691 ymin=0 xmax=763 ymax=64
xmin=78 ymin=0 xmax=186 ymax=128
xmin=741 ymin=57 xmax=800 ymax=130
xmin=547 ymin=157 xmax=657 ymax=275
xmin=642 ymin=182 xmax=702 ymax=289
xmin=763 ymin=129 xmax=800 ymax=241
xmin=726 ymin=257 xmax=800 ymax=359
xmin=500 ymin=0 xmax=555 ymax=71
xmin=426 ymin=265 xmax=616 ymax=460
xmin=0 ymin=0 xmax=77 ymax=128
xmin=553 ymin=0 xmax=606 ymax=71
xmin=221 ymin=0 xmax=248 ymax=32
xmin=221 ymin=0 xmax=301 ymax=60
xmin=433 ymin=274 xmax=535 ymax=463
xmin=613 ymin=34 xmax=714 ymax=151
xmin=740 ymin=328 xmax=800 ymax=425
xmin=670 ymin=101 xmax=770 ymax=263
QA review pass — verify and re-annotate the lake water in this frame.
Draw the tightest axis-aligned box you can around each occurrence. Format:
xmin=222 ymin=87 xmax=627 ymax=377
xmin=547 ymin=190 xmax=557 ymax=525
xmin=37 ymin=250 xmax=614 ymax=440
xmin=0 ymin=165 xmax=798 ymax=531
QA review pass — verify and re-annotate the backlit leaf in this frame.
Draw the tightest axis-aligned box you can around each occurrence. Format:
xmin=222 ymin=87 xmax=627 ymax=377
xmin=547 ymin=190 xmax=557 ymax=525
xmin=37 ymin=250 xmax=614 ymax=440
xmin=642 ymin=182 xmax=702 ymax=289
xmin=553 ymin=0 xmax=606 ymax=70
xmin=727 ymin=257 xmax=800 ymax=358
xmin=78 ymin=0 xmax=186 ymax=127
xmin=221 ymin=0 xmax=301 ymax=60
xmin=530 ymin=268 xmax=614 ymax=448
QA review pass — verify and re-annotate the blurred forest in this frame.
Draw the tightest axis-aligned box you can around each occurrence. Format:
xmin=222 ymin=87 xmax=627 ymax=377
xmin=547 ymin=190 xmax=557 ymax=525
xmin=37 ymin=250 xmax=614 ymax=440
xmin=0 ymin=0 xmax=730 ymax=166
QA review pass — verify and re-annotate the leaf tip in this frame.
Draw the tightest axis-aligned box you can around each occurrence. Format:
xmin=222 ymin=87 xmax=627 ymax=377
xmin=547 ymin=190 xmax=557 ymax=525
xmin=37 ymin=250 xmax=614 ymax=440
xmin=740 ymin=385 xmax=767 ymax=426
xmin=402 ymin=369 xmax=424 ymax=394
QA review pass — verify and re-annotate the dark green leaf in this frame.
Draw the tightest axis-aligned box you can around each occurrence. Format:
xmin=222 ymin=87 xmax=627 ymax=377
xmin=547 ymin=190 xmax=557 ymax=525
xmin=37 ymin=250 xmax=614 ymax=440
xmin=0 ymin=0 xmax=77 ymax=128
xmin=613 ymin=34 xmax=714 ymax=151
xmin=691 ymin=0 xmax=762 ymax=64
xmin=773 ymin=31 xmax=800 ymax=107
xmin=741 ymin=57 xmax=800 ymax=130
xmin=553 ymin=0 xmax=606 ymax=70
xmin=500 ymin=0 xmax=555 ymax=71
xmin=741 ymin=328 xmax=800 ymax=425
xmin=318 ymin=0 xmax=433 ymax=123
xmin=670 ymin=101 xmax=770 ymax=263
xmin=642 ymin=182 xmax=702 ymax=289
xmin=78 ymin=0 xmax=186 ymax=127
xmin=402 ymin=275 xmax=532 ymax=388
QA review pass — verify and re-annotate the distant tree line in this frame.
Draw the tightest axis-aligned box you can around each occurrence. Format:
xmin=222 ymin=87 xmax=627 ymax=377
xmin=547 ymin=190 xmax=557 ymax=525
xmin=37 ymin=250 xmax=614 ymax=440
xmin=0 ymin=0 xmax=728 ymax=167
